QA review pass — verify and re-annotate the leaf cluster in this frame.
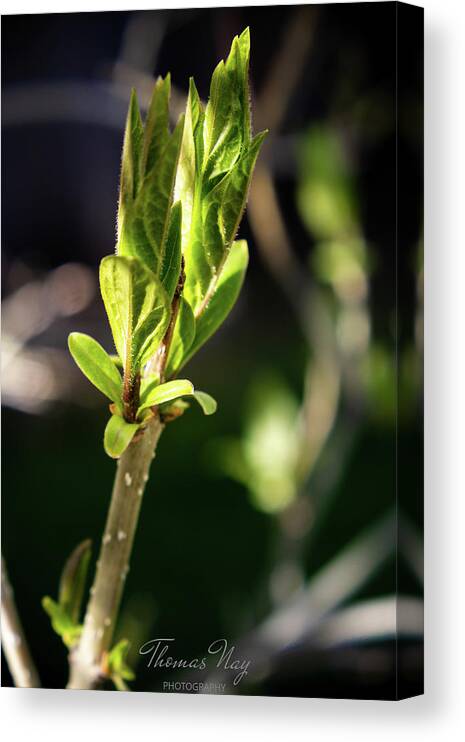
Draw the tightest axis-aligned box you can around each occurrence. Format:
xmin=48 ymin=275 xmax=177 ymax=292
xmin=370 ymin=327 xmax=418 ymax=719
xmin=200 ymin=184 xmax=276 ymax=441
xmin=69 ymin=28 xmax=265 ymax=457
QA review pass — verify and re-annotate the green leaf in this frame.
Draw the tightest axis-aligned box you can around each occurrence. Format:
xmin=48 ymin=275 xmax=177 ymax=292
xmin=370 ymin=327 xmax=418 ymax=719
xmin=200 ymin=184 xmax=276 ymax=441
xmin=177 ymin=31 xmax=264 ymax=315
xmin=137 ymin=378 xmax=194 ymax=415
xmin=185 ymin=132 xmax=266 ymax=311
xmin=104 ymin=414 xmax=141 ymax=459
xmin=58 ymin=539 xmax=92 ymax=625
xmin=70 ymin=30 xmax=262 ymax=446
xmin=159 ymin=200 xmax=182 ymax=301
xmin=42 ymin=541 xmax=92 ymax=647
xmin=100 ymin=255 xmax=170 ymax=379
xmin=139 ymin=373 xmax=160 ymax=402
xmin=140 ymin=75 xmax=170 ymax=179
xmin=118 ymin=116 xmax=185 ymax=277
xmin=110 ymin=354 xmax=123 ymax=369
xmin=174 ymin=79 xmax=202 ymax=254
xmin=118 ymin=89 xmax=144 ymax=220
xmin=203 ymin=29 xmax=251 ymax=179
xmin=117 ymin=77 xmax=182 ymax=281
xmin=236 ymin=27 xmax=251 ymax=142
xmin=193 ymin=391 xmax=217 ymax=415
xmin=213 ymin=130 xmax=266 ymax=245
xmin=68 ymin=332 xmax=123 ymax=410
xmin=42 ymin=597 xmax=82 ymax=649
xmin=169 ymin=30 xmax=264 ymax=321
xmin=184 ymin=239 xmax=248 ymax=364
xmin=107 ymin=639 xmax=135 ymax=678
xmin=165 ymin=297 xmax=196 ymax=377
xmin=107 ymin=639 xmax=135 ymax=690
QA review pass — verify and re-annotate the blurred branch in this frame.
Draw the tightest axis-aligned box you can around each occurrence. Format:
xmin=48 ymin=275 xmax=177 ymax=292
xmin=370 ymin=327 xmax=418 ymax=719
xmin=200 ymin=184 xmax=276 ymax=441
xmin=205 ymin=512 xmax=396 ymax=688
xmin=2 ymin=81 xmax=130 ymax=129
xmin=1 ymin=557 xmax=41 ymax=688
xmin=249 ymin=5 xmax=318 ymax=311
xmin=312 ymin=595 xmax=423 ymax=649
xmin=265 ymin=594 xmax=423 ymax=682
xmin=249 ymin=6 xmax=342 ymax=477
xmin=110 ymin=9 xmax=187 ymax=123
xmin=2 ymin=78 xmax=188 ymax=131
xmin=116 ymin=10 xmax=167 ymax=77
xmin=248 ymin=165 xmax=306 ymax=312
xmin=254 ymin=6 xmax=317 ymax=133
xmin=243 ymin=8 xmax=347 ymax=606
xmin=261 ymin=512 xmax=395 ymax=647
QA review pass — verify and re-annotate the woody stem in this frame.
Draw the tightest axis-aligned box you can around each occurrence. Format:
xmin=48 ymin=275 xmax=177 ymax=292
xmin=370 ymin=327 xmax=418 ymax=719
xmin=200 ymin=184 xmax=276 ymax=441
xmin=67 ymin=414 xmax=164 ymax=690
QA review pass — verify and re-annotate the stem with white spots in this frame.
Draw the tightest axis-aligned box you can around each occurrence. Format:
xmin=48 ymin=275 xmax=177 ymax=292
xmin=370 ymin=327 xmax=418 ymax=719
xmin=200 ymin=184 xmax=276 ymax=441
xmin=1 ymin=556 xmax=41 ymax=688
xmin=67 ymin=414 xmax=164 ymax=690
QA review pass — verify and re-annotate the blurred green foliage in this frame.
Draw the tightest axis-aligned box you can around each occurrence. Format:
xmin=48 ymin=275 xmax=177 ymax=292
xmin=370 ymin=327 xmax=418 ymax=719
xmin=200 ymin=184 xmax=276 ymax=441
xmin=217 ymin=374 xmax=301 ymax=514
xmin=297 ymin=125 xmax=358 ymax=241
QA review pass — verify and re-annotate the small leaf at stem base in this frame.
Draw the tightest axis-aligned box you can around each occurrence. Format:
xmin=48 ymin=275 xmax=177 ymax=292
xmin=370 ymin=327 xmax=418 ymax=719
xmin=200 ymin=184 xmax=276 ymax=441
xmin=68 ymin=333 xmax=123 ymax=410
xmin=58 ymin=539 xmax=92 ymax=625
xmin=104 ymin=414 xmax=141 ymax=459
xmin=137 ymin=379 xmax=194 ymax=415
xmin=193 ymin=391 xmax=217 ymax=415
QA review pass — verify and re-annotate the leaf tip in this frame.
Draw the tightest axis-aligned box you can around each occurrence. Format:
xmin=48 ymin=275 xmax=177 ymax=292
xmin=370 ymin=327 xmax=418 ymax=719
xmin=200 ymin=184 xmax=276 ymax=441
xmin=129 ymin=87 xmax=139 ymax=107
xmin=193 ymin=391 xmax=218 ymax=415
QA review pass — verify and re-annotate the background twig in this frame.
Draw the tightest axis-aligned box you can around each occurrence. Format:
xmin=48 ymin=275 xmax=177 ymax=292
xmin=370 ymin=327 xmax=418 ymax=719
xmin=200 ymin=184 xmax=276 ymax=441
xmin=1 ymin=556 xmax=41 ymax=688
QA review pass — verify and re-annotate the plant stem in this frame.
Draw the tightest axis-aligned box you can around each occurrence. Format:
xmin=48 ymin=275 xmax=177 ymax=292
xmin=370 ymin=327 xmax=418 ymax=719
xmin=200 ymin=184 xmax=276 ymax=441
xmin=67 ymin=414 xmax=164 ymax=690
xmin=1 ymin=556 xmax=41 ymax=688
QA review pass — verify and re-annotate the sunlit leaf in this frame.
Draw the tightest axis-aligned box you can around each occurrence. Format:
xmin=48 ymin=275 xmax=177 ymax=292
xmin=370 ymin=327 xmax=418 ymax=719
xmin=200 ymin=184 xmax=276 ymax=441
xmin=68 ymin=332 xmax=123 ymax=410
xmin=139 ymin=373 xmax=160 ymax=402
xmin=72 ymin=29 xmax=263 ymax=458
xmin=118 ymin=89 xmax=144 ymax=223
xmin=118 ymin=116 xmax=185 ymax=276
xmin=172 ymin=30 xmax=265 ymax=316
xmin=184 ymin=132 xmax=266 ymax=311
xmin=99 ymin=255 xmax=170 ymax=379
xmin=236 ymin=27 xmax=251 ymax=141
xmin=165 ymin=297 xmax=196 ymax=377
xmin=137 ymin=379 xmax=194 ymax=415
xmin=104 ymin=414 xmax=141 ymax=459
xmin=109 ymin=354 xmax=123 ymax=369
xmin=159 ymin=200 xmax=183 ymax=301
xmin=203 ymin=28 xmax=251 ymax=178
xmin=174 ymin=78 xmax=202 ymax=253
xmin=139 ymin=75 xmax=170 ymax=179
xmin=213 ymin=131 xmax=266 ymax=246
xmin=184 ymin=239 xmax=248 ymax=363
